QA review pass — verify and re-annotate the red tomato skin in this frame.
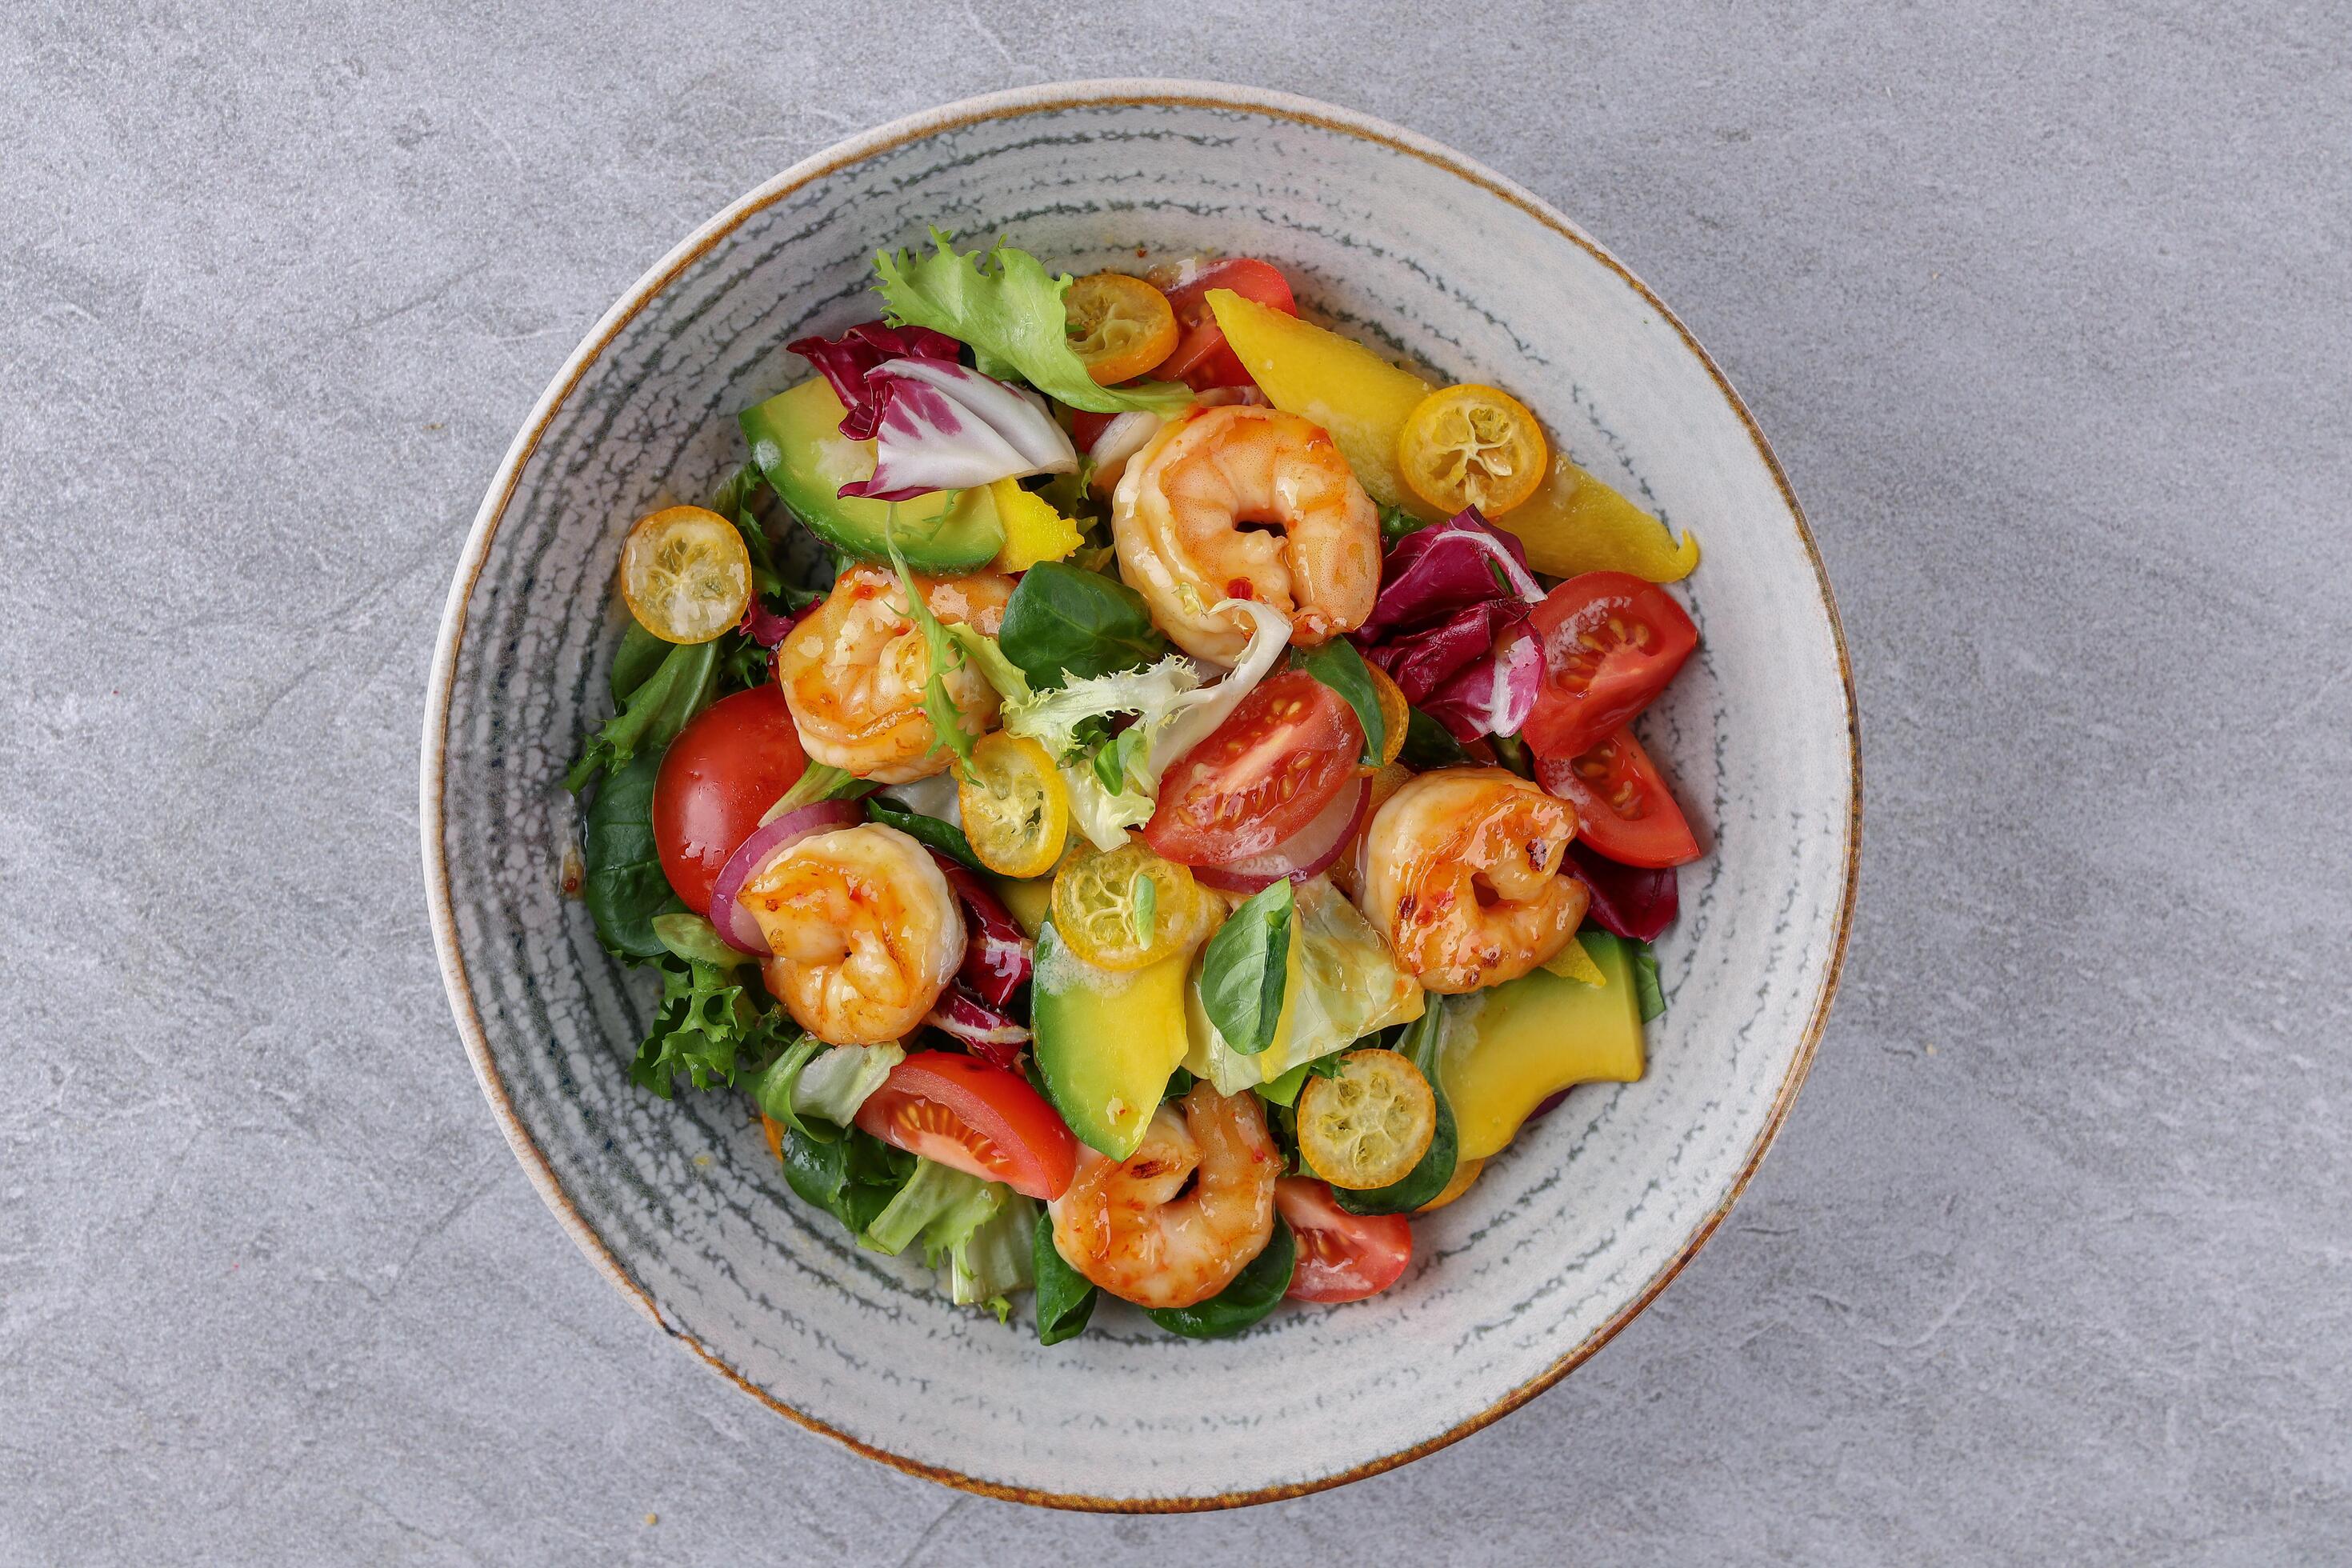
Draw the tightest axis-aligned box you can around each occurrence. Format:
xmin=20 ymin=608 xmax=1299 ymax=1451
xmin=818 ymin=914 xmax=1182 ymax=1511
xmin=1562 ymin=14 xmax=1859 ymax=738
xmin=1521 ymin=573 xmax=1699 ymax=762
xmin=1535 ymin=726 xmax=1701 ymax=868
xmin=1276 ymin=1178 xmax=1412 ymax=1303
xmin=1142 ymin=671 xmax=1363 ymax=866
xmin=855 ymin=1052 xmax=1078 ymax=1202
xmin=1158 ymin=258 xmax=1297 ymax=390
xmin=652 ymin=683 xmax=807 ymax=914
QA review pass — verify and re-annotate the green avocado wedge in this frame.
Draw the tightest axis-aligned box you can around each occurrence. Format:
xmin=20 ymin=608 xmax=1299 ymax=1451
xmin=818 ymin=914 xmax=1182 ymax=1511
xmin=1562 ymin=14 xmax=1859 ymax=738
xmin=1030 ymin=922 xmax=1192 ymax=1160
xmin=738 ymin=378 xmax=1006 ymax=572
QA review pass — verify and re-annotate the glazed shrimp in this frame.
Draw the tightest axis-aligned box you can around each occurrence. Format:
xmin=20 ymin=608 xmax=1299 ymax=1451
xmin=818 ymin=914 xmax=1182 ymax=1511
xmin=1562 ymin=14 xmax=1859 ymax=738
xmin=775 ymin=564 xmax=1013 ymax=784
xmin=742 ymin=824 xmax=963 ymax=1045
xmin=1360 ymin=768 xmax=1590 ymax=994
xmin=1110 ymin=404 xmax=1379 ymax=662
xmin=1048 ymin=1082 xmax=1279 ymax=1310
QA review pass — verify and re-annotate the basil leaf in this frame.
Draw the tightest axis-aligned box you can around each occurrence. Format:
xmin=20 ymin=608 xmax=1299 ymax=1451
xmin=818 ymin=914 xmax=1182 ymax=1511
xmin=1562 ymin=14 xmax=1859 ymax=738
xmin=864 ymin=798 xmax=982 ymax=870
xmin=998 ymin=561 xmax=1168 ymax=689
xmin=1490 ymin=733 xmax=1534 ymax=780
xmin=1291 ymin=639 xmax=1386 ymax=763
xmin=581 ymin=750 xmax=686 ymax=960
xmin=1336 ymin=1004 xmax=1459 ymax=1215
xmin=1143 ymin=1218 xmax=1295 ymax=1338
xmin=1032 ymin=1206 xmax=1098 ymax=1346
xmin=1399 ymin=706 xmax=1473 ymax=770
xmin=1198 ymin=878 xmax=1294 ymax=1055
xmin=1630 ymin=939 xmax=1666 ymax=1022
xmin=566 ymin=636 xmax=718 ymax=793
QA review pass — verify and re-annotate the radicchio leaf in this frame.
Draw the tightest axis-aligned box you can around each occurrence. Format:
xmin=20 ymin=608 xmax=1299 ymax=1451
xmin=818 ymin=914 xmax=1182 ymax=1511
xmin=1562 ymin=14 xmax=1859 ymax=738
xmin=1568 ymin=839 xmax=1679 ymax=941
xmin=925 ymin=987 xmax=1030 ymax=1069
xmin=787 ymin=321 xmax=962 ymax=440
xmin=929 ymin=852 xmax=1034 ymax=1007
xmin=1352 ymin=507 xmax=1542 ymax=645
xmin=841 ymin=360 xmax=1078 ymax=501
xmin=1419 ymin=622 xmax=1542 ymax=743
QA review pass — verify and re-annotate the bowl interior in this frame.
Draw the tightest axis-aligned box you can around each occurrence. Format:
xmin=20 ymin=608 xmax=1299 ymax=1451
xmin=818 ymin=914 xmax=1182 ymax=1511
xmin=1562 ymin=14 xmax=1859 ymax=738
xmin=427 ymin=84 xmax=1854 ymax=1507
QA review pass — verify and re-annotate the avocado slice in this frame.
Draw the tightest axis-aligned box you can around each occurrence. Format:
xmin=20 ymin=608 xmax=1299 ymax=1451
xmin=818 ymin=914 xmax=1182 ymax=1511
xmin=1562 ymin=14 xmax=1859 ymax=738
xmin=1031 ymin=922 xmax=1192 ymax=1159
xmin=738 ymin=378 xmax=1006 ymax=572
xmin=1435 ymin=930 xmax=1646 ymax=1161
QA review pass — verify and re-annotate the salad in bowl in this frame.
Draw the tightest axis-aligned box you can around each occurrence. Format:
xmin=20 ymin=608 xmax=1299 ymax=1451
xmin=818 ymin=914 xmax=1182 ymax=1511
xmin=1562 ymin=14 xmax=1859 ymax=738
xmin=565 ymin=230 xmax=1706 ymax=1343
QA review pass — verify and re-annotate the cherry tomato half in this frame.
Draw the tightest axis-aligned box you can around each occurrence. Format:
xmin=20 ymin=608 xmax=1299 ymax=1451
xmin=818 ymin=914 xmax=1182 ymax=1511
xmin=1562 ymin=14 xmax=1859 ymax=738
xmin=1143 ymin=671 xmax=1364 ymax=867
xmin=1276 ymin=1178 xmax=1412 ymax=1303
xmin=854 ymin=1051 xmax=1078 ymax=1201
xmin=1520 ymin=572 xmax=1699 ymax=762
xmin=652 ymin=683 xmax=806 ymax=914
xmin=1534 ymin=725 xmax=1700 ymax=868
xmin=1158 ymin=258 xmax=1297 ymax=390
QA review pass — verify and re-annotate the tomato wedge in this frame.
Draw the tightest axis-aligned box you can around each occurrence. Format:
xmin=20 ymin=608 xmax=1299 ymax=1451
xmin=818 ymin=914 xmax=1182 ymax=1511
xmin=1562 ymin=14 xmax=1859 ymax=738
xmin=1535 ymin=726 xmax=1700 ymax=867
xmin=1143 ymin=671 xmax=1363 ymax=866
xmin=1276 ymin=1178 xmax=1412 ymax=1303
xmin=854 ymin=1052 xmax=1078 ymax=1201
xmin=652 ymin=683 xmax=807 ymax=914
xmin=1158 ymin=258 xmax=1296 ymax=390
xmin=1521 ymin=572 xmax=1699 ymax=762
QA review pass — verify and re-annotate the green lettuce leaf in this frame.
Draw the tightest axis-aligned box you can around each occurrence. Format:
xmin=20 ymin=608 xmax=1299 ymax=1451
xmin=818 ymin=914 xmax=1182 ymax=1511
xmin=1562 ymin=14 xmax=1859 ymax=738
xmin=628 ymin=954 xmax=788 ymax=1098
xmin=874 ymin=231 xmax=1191 ymax=415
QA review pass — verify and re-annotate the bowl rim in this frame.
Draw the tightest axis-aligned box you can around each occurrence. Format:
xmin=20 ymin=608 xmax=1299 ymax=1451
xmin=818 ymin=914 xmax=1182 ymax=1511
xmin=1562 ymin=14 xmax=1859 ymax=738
xmin=418 ymin=77 xmax=1861 ymax=1513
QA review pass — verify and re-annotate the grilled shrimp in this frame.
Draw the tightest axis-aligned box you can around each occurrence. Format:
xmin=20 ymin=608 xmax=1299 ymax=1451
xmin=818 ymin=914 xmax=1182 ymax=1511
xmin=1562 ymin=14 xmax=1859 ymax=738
xmin=1047 ymin=1082 xmax=1279 ymax=1310
xmin=1359 ymin=768 xmax=1590 ymax=994
xmin=1110 ymin=404 xmax=1379 ymax=663
xmin=776 ymin=563 xmax=1013 ymax=784
xmin=742 ymin=823 xmax=963 ymax=1045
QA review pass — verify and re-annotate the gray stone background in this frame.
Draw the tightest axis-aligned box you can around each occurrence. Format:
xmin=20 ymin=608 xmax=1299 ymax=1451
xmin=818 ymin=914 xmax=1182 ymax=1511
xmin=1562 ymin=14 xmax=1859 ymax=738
xmin=4 ymin=0 xmax=2346 ymax=1561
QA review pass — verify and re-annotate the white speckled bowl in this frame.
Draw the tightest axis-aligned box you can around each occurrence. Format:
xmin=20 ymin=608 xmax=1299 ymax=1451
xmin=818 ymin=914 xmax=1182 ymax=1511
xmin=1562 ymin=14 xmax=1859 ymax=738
xmin=421 ymin=81 xmax=1857 ymax=1510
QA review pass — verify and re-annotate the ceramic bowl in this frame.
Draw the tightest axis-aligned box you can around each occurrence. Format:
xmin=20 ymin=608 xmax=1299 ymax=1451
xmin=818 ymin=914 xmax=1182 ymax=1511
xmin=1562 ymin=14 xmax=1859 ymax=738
xmin=422 ymin=80 xmax=1858 ymax=1510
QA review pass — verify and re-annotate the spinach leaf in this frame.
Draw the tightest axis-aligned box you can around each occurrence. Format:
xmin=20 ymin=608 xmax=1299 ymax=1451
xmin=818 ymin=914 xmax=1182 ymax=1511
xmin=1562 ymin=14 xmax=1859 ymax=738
xmin=997 ymin=562 xmax=1168 ymax=688
xmin=1336 ymin=1004 xmax=1458 ymax=1215
xmin=1399 ymin=706 xmax=1473 ymax=770
xmin=1032 ymin=1205 xmax=1098 ymax=1346
xmin=1629 ymin=939 xmax=1666 ymax=1022
xmin=582 ymin=750 xmax=686 ymax=959
xmin=1291 ymin=639 xmax=1386 ymax=763
xmin=610 ymin=620 xmax=670 ymax=702
xmin=782 ymin=1124 xmax=916 ymax=1236
xmin=566 ymin=637 xmax=718 ymax=793
xmin=865 ymin=798 xmax=982 ymax=870
xmin=1197 ymin=878 xmax=1294 ymax=1055
xmin=628 ymin=954 xmax=785 ymax=1098
xmin=1143 ymin=1218 xmax=1295 ymax=1338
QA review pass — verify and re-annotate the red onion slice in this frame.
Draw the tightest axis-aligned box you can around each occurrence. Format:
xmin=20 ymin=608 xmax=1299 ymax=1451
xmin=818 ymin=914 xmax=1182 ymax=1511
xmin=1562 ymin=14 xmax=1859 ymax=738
xmin=925 ymin=988 xmax=1030 ymax=1070
xmin=1194 ymin=777 xmax=1371 ymax=894
xmin=707 ymin=800 xmax=864 ymax=954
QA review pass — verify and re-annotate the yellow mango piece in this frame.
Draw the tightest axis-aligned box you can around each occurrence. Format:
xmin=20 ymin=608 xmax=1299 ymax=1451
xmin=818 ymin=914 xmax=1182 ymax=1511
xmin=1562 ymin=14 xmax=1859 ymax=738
xmin=1508 ymin=456 xmax=1700 ymax=582
xmin=986 ymin=478 xmax=1082 ymax=572
xmin=1207 ymin=289 xmax=1699 ymax=582
xmin=1206 ymin=289 xmax=1440 ymax=518
xmin=1539 ymin=933 xmax=1610 ymax=986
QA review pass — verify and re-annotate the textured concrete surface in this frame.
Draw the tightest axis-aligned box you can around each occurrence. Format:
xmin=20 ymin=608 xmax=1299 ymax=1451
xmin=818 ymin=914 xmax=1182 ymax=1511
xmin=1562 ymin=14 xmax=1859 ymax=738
xmin=3 ymin=1 xmax=2346 ymax=1562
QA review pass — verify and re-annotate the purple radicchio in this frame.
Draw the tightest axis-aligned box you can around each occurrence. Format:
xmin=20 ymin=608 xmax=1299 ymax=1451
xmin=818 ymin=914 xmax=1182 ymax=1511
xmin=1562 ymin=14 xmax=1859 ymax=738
xmin=1351 ymin=508 xmax=1546 ymax=742
xmin=838 ymin=359 xmax=1078 ymax=502
xmin=787 ymin=322 xmax=963 ymax=440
